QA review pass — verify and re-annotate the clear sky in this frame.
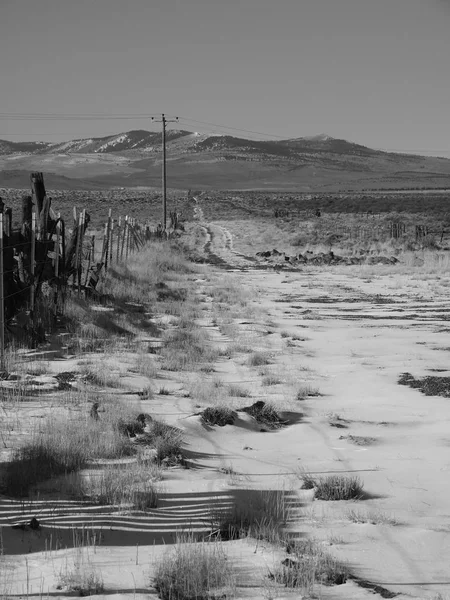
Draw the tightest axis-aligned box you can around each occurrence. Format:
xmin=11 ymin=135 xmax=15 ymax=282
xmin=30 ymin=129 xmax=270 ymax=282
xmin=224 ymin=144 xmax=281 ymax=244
xmin=1 ymin=0 xmax=450 ymax=155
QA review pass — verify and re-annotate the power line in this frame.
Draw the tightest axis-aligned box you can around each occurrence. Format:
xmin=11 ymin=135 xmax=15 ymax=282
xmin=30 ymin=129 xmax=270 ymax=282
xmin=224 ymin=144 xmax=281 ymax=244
xmin=0 ymin=130 xmax=160 ymax=136
xmin=177 ymin=116 xmax=286 ymax=139
xmin=0 ymin=111 xmax=448 ymax=155
xmin=0 ymin=112 xmax=159 ymax=116
xmin=0 ymin=114 xmax=160 ymax=121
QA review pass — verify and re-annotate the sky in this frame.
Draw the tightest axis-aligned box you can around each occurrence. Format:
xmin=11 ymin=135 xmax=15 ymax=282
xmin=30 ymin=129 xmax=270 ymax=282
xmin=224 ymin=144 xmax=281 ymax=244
xmin=1 ymin=0 xmax=450 ymax=155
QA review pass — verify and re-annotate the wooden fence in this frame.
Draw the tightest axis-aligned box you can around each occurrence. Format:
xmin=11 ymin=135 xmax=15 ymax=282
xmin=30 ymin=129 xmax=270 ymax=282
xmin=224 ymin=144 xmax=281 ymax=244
xmin=0 ymin=172 xmax=179 ymax=370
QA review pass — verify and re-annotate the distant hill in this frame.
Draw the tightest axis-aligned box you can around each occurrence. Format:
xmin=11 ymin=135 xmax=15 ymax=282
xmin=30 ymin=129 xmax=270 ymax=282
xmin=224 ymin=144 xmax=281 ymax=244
xmin=1 ymin=129 xmax=449 ymax=191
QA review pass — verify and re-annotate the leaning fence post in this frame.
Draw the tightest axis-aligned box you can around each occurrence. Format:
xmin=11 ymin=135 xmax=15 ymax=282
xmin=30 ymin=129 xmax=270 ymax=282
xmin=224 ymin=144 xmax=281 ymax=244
xmin=0 ymin=213 xmax=5 ymax=373
xmin=103 ymin=221 xmax=109 ymax=273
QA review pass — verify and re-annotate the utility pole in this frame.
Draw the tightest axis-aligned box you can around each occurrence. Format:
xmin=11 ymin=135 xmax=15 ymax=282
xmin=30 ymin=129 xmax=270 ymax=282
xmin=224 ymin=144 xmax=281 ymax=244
xmin=0 ymin=212 xmax=4 ymax=373
xmin=152 ymin=114 xmax=178 ymax=231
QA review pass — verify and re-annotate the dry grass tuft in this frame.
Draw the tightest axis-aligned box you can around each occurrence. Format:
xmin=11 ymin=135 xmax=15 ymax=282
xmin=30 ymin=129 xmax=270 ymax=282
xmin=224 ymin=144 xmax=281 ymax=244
xmin=4 ymin=402 xmax=138 ymax=496
xmin=271 ymin=539 xmax=349 ymax=592
xmin=161 ymin=326 xmax=218 ymax=372
xmin=247 ymin=351 xmax=271 ymax=367
xmin=202 ymin=406 xmax=236 ymax=427
xmin=58 ymin=559 xmax=104 ymax=596
xmin=211 ymin=489 xmax=292 ymax=544
xmin=241 ymin=401 xmax=285 ymax=429
xmin=187 ymin=377 xmax=227 ymax=406
xmin=153 ymin=535 xmax=236 ymax=600
xmin=81 ymin=462 xmax=161 ymax=510
xmin=346 ymin=508 xmax=400 ymax=525
xmin=301 ymin=473 xmax=364 ymax=501
xmin=262 ymin=374 xmax=283 ymax=386
xmin=296 ymin=384 xmax=321 ymax=400
xmin=140 ymin=420 xmax=185 ymax=465
xmin=227 ymin=383 xmax=251 ymax=397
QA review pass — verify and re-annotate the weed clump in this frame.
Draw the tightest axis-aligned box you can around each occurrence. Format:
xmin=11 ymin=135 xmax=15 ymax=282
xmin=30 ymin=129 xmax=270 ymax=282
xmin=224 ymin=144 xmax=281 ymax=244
xmin=271 ymin=539 xmax=349 ymax=591
xmin=201 ymin=406 xmax=236 ymax=427
xmin=153 ymin=535 xmax=235 ymax=600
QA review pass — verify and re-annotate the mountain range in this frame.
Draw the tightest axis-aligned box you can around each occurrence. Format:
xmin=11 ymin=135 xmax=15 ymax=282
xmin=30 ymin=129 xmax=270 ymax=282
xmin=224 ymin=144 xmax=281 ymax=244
xmin=0 ymin=129 xmax=449 ymax=191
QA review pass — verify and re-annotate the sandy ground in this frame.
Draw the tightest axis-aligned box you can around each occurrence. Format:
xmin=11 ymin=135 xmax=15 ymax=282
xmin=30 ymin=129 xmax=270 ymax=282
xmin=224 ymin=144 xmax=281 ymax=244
xmin=1 ymin=221 xmax=450 ymax=599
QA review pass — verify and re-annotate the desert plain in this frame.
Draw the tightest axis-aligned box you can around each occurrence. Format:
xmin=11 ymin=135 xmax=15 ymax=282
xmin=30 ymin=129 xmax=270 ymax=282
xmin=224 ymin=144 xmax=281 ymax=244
xmin=0 ymin=200 xmax=449 ymax=600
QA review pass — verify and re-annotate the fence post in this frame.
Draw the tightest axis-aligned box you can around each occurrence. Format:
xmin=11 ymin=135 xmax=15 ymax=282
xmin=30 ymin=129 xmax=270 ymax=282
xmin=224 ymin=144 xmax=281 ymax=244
xmin=102 ymin=221 xmax=109 ymax=273
xmin=126 ymin=218 xmax=131 ymax=260
xmin=116 ymin=217 xmax=122 ymax=263
xmin=53 ymin=214 xmax=60 ymax=325
xmin=78 ymin=210 xmax=85 ymax=295
xmin=0 ymin=213 xmax=5 ymax=373
xmin=109 ymin=218 xmax=114 ymax=266
xmin=129 ymin=218 xmax=134 ymax=255
xmin=84 ymin=235 xmax=95 ymax=292
xmin=30 ymin=209 xmax=36 ymax=314
xmin=120 ymin=216 xmax=126 ymax=261
xmin=74 ymin=211 xmax=82 ymax=293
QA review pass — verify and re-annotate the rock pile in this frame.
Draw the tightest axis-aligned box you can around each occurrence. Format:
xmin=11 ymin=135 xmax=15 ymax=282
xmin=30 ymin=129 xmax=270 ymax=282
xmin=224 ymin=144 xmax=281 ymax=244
xmin=255 ymin=249 xmax=399 ymax=267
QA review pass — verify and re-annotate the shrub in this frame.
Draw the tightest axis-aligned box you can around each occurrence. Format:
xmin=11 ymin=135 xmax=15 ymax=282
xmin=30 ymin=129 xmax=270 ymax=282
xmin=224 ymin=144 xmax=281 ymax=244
xmin=201 ymin=406 xmax=236 ymax=427
xmin=153 ymin=536 xmax=235 ymax=600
